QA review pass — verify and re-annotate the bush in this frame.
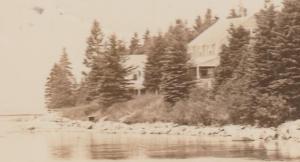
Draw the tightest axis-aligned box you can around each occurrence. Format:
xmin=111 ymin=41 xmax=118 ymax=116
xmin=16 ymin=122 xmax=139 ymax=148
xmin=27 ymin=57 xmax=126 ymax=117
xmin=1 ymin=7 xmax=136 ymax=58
xmin=168 ymin=88 xmax=230 ymax=126
xmin=94 ymin=94 xmax=168 ymax=123
xmin=253 ymin=94 xmax=292 ymax=127
xmin=59 ymin=102 xmax=100 ymax=120
xmin=215 ymin=88 xmax=292 ymax=127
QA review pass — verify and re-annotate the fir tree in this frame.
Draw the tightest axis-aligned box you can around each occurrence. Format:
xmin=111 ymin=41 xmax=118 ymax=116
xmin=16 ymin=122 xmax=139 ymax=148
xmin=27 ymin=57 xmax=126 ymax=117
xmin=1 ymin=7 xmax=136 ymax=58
xmin=141 ymin=29 xmax=152 ymax=54
xmin=144 ymin=33 xmax=166 ymax=93
xmin=83 ymin=20 xmax=105 ymax=101
xmin=227 ymin=9 xmax=241 ymax=19
xmin=143 ymin=29 xmax=151 ymax=45
xmin=98 ymin=34 xmax=133 ymax=107
xmin=214 ymin=25 xmax=250 ymax=91
xmin=193 ymin=15 xmax=203 ymax=33
xmin=204 ymin=9 xmax=213 ymax=25
xmin=45 ymin=63 xmax=60 ymax=108
xmin=129 ymin=32 xmax=141 ymax=54
xmin=191 ymin=11 xmax=218 ymax=40
xmin=59 ymin=48 xmax=76 ymax=85
xmin=249 ymin=5 xmax=279 ymax=94
xmin=271 ymin=0 xmax=300 ymax=114
xmin=45 ymin=49 xmax=75 ymax=109
xmin=160 ymin=20 xmax=193 ymax=106
xmin=83 ymin=20 xmax=104 ymax=69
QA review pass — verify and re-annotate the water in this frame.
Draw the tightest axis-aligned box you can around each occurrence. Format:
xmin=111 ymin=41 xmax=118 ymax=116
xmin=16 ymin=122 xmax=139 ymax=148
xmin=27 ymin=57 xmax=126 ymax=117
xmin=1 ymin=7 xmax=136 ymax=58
xmin=1 ymin=116 xmax=300 ymax=162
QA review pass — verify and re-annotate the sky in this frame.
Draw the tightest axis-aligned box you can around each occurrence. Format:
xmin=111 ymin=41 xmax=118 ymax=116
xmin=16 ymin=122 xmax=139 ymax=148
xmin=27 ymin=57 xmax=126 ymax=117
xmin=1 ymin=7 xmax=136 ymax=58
xmin=0 ymin=0 xmax=282 ymax=114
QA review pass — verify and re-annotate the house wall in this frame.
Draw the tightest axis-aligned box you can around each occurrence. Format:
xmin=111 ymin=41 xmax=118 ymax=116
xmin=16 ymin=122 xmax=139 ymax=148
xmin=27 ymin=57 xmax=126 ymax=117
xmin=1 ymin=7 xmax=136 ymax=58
xmin=124 ymin=55 xmax=147 ymax=95
xmin=188 ymin=16 xmax=256 ymax=89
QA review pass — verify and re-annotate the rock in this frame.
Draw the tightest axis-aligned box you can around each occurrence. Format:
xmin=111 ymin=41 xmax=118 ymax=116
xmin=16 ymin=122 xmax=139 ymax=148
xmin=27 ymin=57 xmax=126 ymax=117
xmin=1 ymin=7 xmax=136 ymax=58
xmin=232 ymin=137 xmax=255 ymax=142
xmin=27 ymin=126 xmax=36 ymax=131
xmin=87 ymin=125 xmax=93 ymax=129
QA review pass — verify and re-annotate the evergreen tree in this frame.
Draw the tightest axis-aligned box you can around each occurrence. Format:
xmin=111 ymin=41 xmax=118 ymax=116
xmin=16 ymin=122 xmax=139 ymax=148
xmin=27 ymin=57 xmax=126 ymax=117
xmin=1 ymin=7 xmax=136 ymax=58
xmin=271 ymin=0 xmax=300 ymax=114
xmin=45 ymin=63 xmax=60 ymax=108
xmin=144 ymin=33 xmax=167 ymax=93
xmin=98 ymin=34 xmax=133 ymax=107
xmin=59 ymin=48 xmax=76 ymax=85
xmin=204 ymin=9 xmax=213 ymax=25
xmin=227 ymin=9 xmax=241 ymax=19
xmin=214 ymin=25 xmax=250 ymax=91
xmin=141 ymin=29 xmax=152 ymax=54
xmin=193 ymin=15 xmax=203 ymax=33
xmin=83 ymin=20 xmax=105 ymax=101
xmin=73 ymin=79 xmax=89 ymax=105
xmin=129 ymin=32 xmax=141 ymax=54
xmin=45 ymin=49 xmax=75 ymax=109
xmin=160 ymin=20 xmax=194 ymax=106
xmin=249 ymin=5 xmax=278 ymax=94
xmin=143 ymin=29 xmax=151 ymax=45
xmin=191 ymin=11 xmax=218 ymax=40
xmin=83 ymin=20 xmax=104 ymax=69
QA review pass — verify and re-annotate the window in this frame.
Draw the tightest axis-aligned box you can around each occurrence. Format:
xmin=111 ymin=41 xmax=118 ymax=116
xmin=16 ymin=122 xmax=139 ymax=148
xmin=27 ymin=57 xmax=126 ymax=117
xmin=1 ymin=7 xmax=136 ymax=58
xmin=200 ymin=68 xmax=209 ymax=79
xmin=132 ymin=74 xmax=138 ymax=80
xmin=199 ymin=67 xmax=213 ymax=79
xmin=211 ymin=44 xmax=216 ymax=55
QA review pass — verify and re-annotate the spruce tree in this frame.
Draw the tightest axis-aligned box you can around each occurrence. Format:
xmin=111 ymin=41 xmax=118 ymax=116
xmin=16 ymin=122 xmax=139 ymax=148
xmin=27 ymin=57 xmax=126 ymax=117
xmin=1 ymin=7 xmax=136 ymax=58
xmin=45 ymin=63 xmax=60 ymax=108
xmin=141 ymin=30 xmax=152 ymax=54
xmin=227 ymin=9 xmax=240 ymax=19
xmin=59 ymin=48 xmax=76 ymax=85
xmin=191 ymin=12 xmax=218 ymax=40
xmin=193 ymin=15 xmax=203 ymax=34
xmin=271 ymin=0 xmax=300 ymax=114
xmin=129 ymin=32 xmax=141 ymax=54
xmin=144 ymin=33 xmax=166 ymax=93
xmin=45 ymin=49 xmax=75 ymax=109
xmin=204 ymin=9 xmax=213 ymax=25
xmin=98 ymin=34 xmax=133 ymax=107
xmin=214 ymin=25 xmax=250 ymax=92
xmin=83 ymin=20 xmax=104 ymax=69
xmin=249 ymin=5 xmax=278 ymax=94
xmin=160 ymin=20 xmax=193 ymax=106
xmin=83 ymin=20 xmax=105 ymax=101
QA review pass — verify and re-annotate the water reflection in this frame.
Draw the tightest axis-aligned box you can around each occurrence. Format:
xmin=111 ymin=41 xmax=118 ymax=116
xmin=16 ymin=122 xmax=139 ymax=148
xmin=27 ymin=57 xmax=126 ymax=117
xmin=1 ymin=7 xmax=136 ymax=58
xmin=48 ymin=133 xmax=74 ymax=159
xmin=88 ymin=137 xmax=131 ymax=160
xmin=45 ymin=133 xmax=300 ymax=161
xmin=50 ymin=145 xmax=73 ymax=159
xmin=2 ymin=131 xmax=300 ymax=161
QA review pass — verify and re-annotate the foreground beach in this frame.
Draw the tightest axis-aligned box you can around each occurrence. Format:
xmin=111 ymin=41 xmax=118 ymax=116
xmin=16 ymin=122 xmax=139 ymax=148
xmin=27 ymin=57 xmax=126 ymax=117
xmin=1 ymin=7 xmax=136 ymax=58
xmin=6 ymin=113 xmax=300 ymax=142
xmin=1 ymin=114 xmax=300 ymax=162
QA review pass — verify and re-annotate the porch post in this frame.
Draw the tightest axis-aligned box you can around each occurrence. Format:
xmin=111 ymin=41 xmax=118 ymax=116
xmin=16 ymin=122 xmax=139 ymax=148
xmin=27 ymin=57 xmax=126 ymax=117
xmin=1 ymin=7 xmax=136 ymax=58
xmin=196 ymin=66 xmax=200 ymax=80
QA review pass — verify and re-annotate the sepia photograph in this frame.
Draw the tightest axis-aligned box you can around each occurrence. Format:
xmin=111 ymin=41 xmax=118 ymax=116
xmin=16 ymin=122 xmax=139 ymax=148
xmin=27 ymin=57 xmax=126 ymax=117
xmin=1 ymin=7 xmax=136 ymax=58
xmin=1 ymin=0 xmax=300 ymax=161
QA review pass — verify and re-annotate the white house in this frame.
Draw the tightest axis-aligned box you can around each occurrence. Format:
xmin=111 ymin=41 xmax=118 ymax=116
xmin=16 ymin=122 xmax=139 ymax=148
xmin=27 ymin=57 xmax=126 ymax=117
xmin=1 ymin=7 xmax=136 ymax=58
xmin=124 ymin=54 xmax=147 ymax=95
xmin=188 ymin=16 xmax=256 ymax=88
xmin=124 ymin=17 xmax=257 ymax=93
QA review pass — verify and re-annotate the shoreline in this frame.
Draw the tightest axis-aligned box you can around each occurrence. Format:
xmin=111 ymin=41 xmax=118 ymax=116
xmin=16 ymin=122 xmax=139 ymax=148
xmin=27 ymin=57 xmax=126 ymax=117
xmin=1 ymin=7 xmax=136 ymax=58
xmin=9 ymin=114 xmax=300 ymax=143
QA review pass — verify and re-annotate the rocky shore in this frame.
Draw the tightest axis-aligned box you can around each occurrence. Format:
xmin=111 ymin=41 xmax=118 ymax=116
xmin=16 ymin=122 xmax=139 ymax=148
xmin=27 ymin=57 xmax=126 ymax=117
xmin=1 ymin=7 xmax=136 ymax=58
xmin=18 ymin=114 xmax=300 ymax=142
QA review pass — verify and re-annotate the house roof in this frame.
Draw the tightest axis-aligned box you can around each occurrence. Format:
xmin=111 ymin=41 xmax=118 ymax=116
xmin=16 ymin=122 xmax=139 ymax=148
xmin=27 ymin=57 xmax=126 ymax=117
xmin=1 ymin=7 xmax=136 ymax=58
xmin=190 ymin=54 xmax=219 ymax=67
xmin=188 ymin=16 xmax=256 ymax=67
xmin=189 ymin=16 xmax=256 ymax=47
xmin=124 ymin=54 xmax=147 ymax=69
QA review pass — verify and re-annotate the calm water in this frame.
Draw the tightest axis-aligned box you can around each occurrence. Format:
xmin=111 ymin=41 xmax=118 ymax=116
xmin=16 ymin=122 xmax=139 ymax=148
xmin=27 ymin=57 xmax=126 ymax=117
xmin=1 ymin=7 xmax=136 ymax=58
xmin=1 ymin=116 xmax=300 ymax=162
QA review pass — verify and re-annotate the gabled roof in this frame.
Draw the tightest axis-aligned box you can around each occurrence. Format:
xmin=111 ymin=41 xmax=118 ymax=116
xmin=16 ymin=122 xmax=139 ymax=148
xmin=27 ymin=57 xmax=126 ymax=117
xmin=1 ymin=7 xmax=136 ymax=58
xmin=124 ymin=54 xmax=147 ymax=69
xmin=191 ymin=54 xmax=219 ymax=67
xmin=189 ymin=16 xmax=256 ymax=47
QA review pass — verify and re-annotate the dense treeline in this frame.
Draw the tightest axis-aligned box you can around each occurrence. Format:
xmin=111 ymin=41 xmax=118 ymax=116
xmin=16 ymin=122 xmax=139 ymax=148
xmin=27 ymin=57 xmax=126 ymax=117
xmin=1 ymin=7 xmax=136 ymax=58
xmin=46 ymin=0 xmax=300 ymax=127
xmin=45 ymin=9 xmax=216 ymax=109
xmin=212 ymin=0 xmax=300 ymax=126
